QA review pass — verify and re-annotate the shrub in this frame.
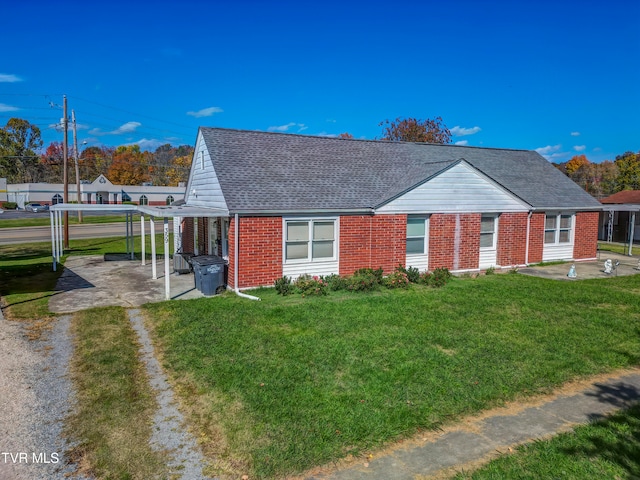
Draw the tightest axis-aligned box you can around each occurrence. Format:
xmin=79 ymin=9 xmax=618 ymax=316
xmin=274 ymin=276 xmax=293 ymax=296
xmin=429 ymin=267 xmax=452 ymax=288
xmin=1 ymin=202 xmax=17 ymax=210
xmin=383 ymin=270 xmax=410 ymax=289
xmin=396 ymin=264 xmax=420 ymax=283
xmin=346 ymin=268 xmax=383 ymax=292
xmin=485 ymin=266 xmax=496 ymax=275
xmin=322 ymin=274 xmax=347 ymax=291
xmin=294 ymin=274 xmax=328 ymax=296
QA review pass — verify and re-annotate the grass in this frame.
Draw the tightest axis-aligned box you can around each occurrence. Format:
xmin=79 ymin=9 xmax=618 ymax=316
xmin=0 ymin=233 xmax=172 ymax=320
xmin=143 ymin=274 xmax=640 ymax=478
xmin=451 ymin=402 xmax=640 ymax=479
xmin=598 ymin=241 xmax=640 ymax=256
xmin=65 ymin=306 xmax=167 ymax=479
xmin=0 ymin=214 xmax=133 ymax=228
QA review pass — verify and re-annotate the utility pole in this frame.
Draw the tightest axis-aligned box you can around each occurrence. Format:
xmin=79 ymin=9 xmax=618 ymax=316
xmin=72 ymin=110 xmax=83 ymax=222
xmin=63 ymin=95 xmax=69 ymax=248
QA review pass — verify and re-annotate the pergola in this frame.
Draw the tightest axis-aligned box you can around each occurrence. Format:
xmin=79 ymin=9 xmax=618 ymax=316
xmin=49 ymin=203 xmax=227 ymax=300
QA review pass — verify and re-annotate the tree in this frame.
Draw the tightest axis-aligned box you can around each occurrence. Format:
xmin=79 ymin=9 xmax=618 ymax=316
xmin=614 ymin=151 xmax=640 ymax=191
xmin=107 ymin=145 xmax=149 ymax=185
xmin=165 ymin=154 xmax=192 ymax=186
xmin=338 ymin=132 xmax=354 ymax=139
xmin=565 ymin=154 xmax=589 ymax=176
xmin=379 ymin=116 xmax=452 ymax=144
xmin=0 ymin=118 xmax=43 ymax=182
xmin=80 ymin=146 xmax=114 ymax=181
xmin=38 ymin=142 xmax=65 ymax=183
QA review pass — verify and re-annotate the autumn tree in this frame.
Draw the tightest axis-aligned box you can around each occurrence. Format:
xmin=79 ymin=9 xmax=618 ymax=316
xmin=38 ymin=142 xmax=65 ymax=183
xmin=165 ymin=154 xmax=192 ymax=186
xmin=0 ymin=118 xmax=43 ymax=182
xmin=614 ymin=151 xmax=640 ymax=191
xmin=379 ymin=116 xmax=452 ymax=144
xmin=338 ymin=132 xmax=354 ymax=139
xmin=107 ymin=145 xmax=149 ymax=185
xmin=565 ymin=154 xmax=589 ymax=176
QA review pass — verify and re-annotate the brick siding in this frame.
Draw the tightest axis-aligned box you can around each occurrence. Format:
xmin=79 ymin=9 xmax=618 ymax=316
xmin=574 ymin=211 xmax=599 ymax=259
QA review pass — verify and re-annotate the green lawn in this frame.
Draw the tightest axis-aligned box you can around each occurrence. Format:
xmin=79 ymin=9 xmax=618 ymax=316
xmin=598 ymin=241 xmax=640 ymax=256
xmin=0 ymin=214 xmax=133 ymax=228
xmin=452 ymin=402 xmax=640 ymax=479
xmin=143 ymin=274 xmax=640 ymax=478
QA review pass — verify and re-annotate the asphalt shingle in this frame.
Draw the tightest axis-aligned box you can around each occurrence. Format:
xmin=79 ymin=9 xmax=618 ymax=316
xmin=200 ymin=128 xmax=602 ymax=213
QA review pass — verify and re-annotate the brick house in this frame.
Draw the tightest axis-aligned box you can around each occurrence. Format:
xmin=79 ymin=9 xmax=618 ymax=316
xmin=179 ymin=128 xmax=602 ymax=290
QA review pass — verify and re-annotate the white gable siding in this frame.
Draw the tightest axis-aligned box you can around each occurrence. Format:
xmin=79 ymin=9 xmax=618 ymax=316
xmin=377 ymin=162 xmax=529 ymax=214
xmin=185 ymin=132 xmax=228 ymax=211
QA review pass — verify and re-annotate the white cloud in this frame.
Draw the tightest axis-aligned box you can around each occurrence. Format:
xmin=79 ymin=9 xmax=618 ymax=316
xmin=571 ymin=131 xmax=580 ymax=136
xmin=268 ymin=122 xmax=307 ymax=133
xmin=112 ymin=121 xmax=141 ymax=134
xmin=451 ymin=125 xmax=481 ymax=136
xmin=0 ymin=74 xmax=22 ymax=82
xmin=186 ymin=106 xmax=223 ymax=118
xmin=535 ymin=144 xmax=562 ymax=156
xmin=126 ymin=138 xmax=165 ymax=151
xmin=573 ymin=145 xmax=586 ymax=152
xmin=0 ymin=103 xmax=19 ymax=112
xmin=455 ymin=140 xmax=469 ymax=146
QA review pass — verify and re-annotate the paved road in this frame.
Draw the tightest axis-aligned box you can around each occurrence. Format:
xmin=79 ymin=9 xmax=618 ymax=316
xmin=0 ymin=221 xmax=173 ymax=245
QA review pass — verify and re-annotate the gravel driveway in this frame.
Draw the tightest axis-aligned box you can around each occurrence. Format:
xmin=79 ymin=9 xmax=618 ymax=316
xmin=0 ymin=313 xmax=84 ymax=480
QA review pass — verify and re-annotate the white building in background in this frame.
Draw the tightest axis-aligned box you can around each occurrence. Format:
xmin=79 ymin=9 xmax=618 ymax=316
xmin=4 ymin=174 xmax=185 ymax=209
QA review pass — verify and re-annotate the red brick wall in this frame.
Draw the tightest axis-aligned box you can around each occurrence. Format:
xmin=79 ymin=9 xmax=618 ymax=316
xmin=232 ymin=216 xmax=283 ymax=289
xmin=574 ymin=211 xmax=599 ymax=259
xmin=339 ymin=215 xmax=406 ymax=275
xmin=429 ymin=214 xmax=480 ymax=271
xmin=497 ymin=213 xmax=528 ymax=266
xmin=528 ymin=213 xmax=545 ymax=264
xmin=181 ymin=218 xmax=194 ymax=252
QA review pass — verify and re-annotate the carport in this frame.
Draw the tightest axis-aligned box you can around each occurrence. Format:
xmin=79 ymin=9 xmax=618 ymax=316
xmin=49 ymin=203 xmax=228 ymax=300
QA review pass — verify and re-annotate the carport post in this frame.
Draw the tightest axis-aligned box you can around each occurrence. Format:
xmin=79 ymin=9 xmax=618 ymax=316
xmin=50 ymin=210 xmax=56 ymax=271
xmin=150 ymin=217 xmax=157 ymax=279
xmin=56 ymin=210 xmax=63 ymax=261
xmin=629 ymin=212 xmax=636 ymax=256
xmin=140 ymin=213 xmax=146 ymax=266
xmin=164 ymin=217 xmax=170 ymax=300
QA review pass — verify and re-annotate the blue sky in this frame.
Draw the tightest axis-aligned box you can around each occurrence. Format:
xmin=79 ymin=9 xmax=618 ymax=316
xmin=1 ymin=0 xmax=638 ymax=163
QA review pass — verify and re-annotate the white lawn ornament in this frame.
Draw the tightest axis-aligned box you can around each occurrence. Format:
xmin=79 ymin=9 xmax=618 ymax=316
xmin=636 ymin=259 xmax=640 ymax=271
xmin=567 ymin=264 xmax=577 ymax=278
xmin=604 ymin=259 xmax=613 ymax=274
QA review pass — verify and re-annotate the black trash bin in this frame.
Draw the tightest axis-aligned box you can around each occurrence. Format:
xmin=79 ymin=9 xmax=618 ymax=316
xmin=191 ymin=255 xmax=226 ymax=296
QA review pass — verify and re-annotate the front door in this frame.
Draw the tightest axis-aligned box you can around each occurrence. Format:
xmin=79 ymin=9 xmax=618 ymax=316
xmin=479 ymin=214 xmax=498 ymax=269
xmin=208 ymin=218 xmax=219 ymax=256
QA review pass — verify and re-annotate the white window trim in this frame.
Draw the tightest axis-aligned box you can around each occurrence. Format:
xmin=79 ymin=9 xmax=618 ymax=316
xmin=544 ymin=212 xmax=574 ymax=245
xmin=283 ymin=217 xmax=339 ymax=264
xmin=480 ymin=214 xmax=499 ymax=250
xmin=406 ymin=215 xmax=429 ymax=257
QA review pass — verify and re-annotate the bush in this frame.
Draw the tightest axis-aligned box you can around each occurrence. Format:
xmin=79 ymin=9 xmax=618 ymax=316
xmin=322 ymin=274 xmax=348 ymax=291
xmin=383 ymin=270 xmax=410 ymax=289
xmin=346 ymin=268 xmax=383 ymax=292
xmin=429 ymin=267 xmax=452 ymax=288
xmin=396 ymin=264 xmax=420 ymax=283
xmin=1 ymin=202 xmax=17 ymax=210
xmin=294 ymin=274 xmax=328 ymax=296
xmin=485 ymin=266 xmax=496 ymax=275
xmin=274 ymin=276 xmax=293 ymax=296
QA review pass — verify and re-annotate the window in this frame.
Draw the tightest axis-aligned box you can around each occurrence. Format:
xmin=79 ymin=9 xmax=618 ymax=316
xmin=139 ymin=195 xmax=149 ymax=206
xmin=406 ymin=217 xmax=427 ymax=255
xmin=480 ymin=215 xmax=497 ymax=248
xmin=121 ymin=191 xmax=131 ymax=202
xmin=52 ymin=194 xmax=63 ymax=205
xmin=544 ymin=213 xmax=573 ymax=244
xmin=200 ymin=150 xmax=205 ymax=169
xmin=166 ymin=195 xmax=175 ymax=205
xmin=285 ymin=219 xmax=336 ymax=262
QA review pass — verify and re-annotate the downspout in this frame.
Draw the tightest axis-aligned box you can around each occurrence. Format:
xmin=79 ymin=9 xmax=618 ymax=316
xmin=233 ymin=213 xmax=261 ymax=301
xmin=525 ymin=211 xmax=532 ymax=265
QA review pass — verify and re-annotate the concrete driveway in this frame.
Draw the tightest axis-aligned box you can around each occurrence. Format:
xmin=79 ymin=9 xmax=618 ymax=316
xmin=518 ymin=251 xmax=640 ymax=281
xmin=49 ymin=255 xmax=205 ymax=314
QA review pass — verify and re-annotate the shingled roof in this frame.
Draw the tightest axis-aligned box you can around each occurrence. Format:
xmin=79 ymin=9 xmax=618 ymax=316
xmin=199 ymin=128 xmax=602 ymax=213
xmin=600 ymin=190 xmax=640 ymax=204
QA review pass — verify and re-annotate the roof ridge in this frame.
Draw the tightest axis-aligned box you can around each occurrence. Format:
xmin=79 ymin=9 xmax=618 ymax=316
xmin=199 ymin=127 xmax=533 ymax=153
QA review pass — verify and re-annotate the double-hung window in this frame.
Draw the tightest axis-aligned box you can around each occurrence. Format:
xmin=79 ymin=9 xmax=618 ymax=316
xmin=285 ymin=219 xmax=336 ymax=262
xmin=480 ymin=215 xmax=497 ymax=248
xmin=406 ymin=216 xmax=427 ymax=255
xmin=544 ymin=213 xmax=573 ymax=244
